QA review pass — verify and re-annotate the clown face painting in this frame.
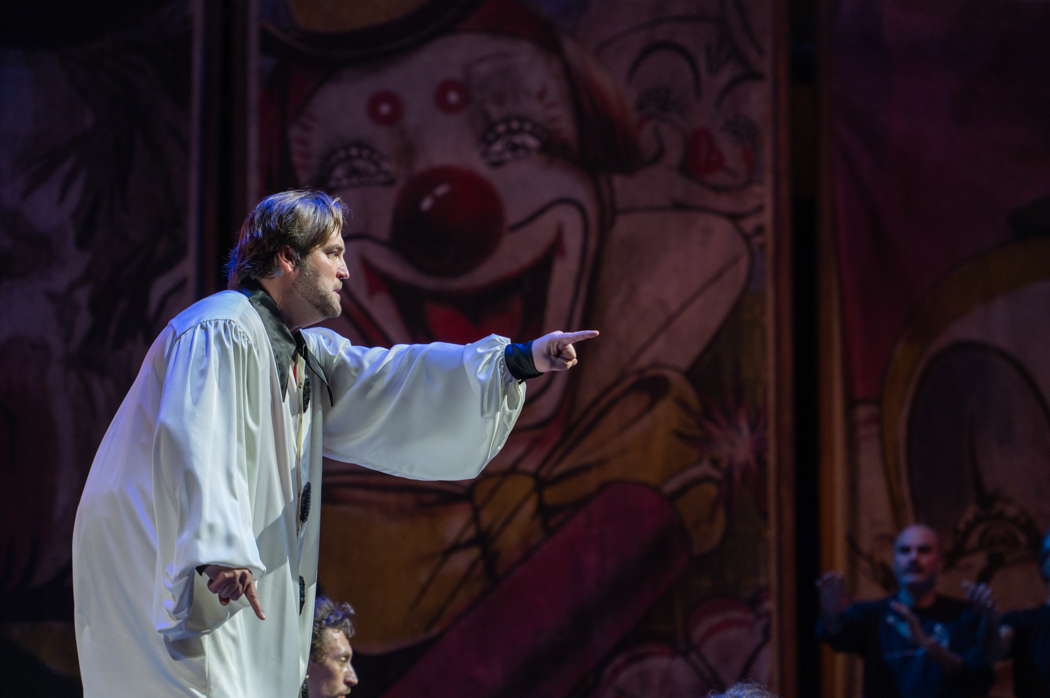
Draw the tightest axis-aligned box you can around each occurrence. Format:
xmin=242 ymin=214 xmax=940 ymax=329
xmin=287 ymin=32 xmax=607 ymax=430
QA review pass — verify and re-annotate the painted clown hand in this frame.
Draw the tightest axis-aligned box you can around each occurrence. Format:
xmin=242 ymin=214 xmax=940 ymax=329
xmin=531 ymin=330 xmax=599 ymax=373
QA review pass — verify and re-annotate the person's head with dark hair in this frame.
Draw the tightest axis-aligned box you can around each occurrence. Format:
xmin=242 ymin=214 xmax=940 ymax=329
xmin=226 ymin=189 xmax=349 ymax=288
xmin=708 ymin=682 xmax=777 ymax=698
xmin=229 ymin=189 xmax=351 ymax=329
xmin=307 ymin=596 xmax=358 ymax=697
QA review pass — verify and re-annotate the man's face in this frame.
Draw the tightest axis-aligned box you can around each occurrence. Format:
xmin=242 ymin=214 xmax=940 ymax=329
xmin=291 ymin=228 xmax=349 ymax=322
xmin=308 ymin=628 xmax=358 ymax=697
xmin=893 ymin=525 xmax=942 ymax=593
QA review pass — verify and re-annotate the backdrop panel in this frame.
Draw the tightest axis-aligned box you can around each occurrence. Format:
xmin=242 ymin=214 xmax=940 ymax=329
xmin=827 ymin=1 xmax=1050 ymax=694
xmin=0 ymin=3 xmax=196 ymax=691
xmin=257 ymin=0 xmax=784 ymax=695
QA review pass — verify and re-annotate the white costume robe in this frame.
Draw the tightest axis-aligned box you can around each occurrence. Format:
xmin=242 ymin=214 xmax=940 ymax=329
xmin=72 ymin=290 xmax=525 ymax=697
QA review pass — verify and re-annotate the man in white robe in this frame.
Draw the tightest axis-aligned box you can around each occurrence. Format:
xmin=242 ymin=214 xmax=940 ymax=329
xmin=72 ymin=190 xmax=597 ymax=697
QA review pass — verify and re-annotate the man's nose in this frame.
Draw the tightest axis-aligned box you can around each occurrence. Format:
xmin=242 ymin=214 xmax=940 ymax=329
xmin=346 ymin=665 xmax=358 ymax=686
xmin=337 ymin=262 xmax=350 ymax=279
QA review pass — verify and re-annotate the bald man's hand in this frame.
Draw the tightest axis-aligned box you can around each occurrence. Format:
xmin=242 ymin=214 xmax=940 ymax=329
xmin=816 ymin=571 xmax=849 ymax=617
xmin=889 ymin=601 xmax=929 ymax=646
xmin=531 ymin=330 xmax=599 ymax=373
xmin=889 ymin=600 xmax=965 ymax=672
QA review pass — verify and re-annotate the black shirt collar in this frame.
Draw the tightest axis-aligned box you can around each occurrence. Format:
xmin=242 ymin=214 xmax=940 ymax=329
xmin=237 ymin=279 xmax=331 ymax=404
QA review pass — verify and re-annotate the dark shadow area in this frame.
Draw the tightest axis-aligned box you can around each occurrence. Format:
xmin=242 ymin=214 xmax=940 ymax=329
xmin=0 ymin=635 xmax=82 ymax=698
xmin=790 ymin=0 xmax=822 ymax=695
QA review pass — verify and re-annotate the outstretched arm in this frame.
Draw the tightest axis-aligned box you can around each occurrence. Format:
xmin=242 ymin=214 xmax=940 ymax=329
xmin=815 ymin=571 xmax=873 ymax=655
xmin=316 ymin=329 xmax=599 ymax=480
xmin=318 ymin=333 xmax=523 ymax=480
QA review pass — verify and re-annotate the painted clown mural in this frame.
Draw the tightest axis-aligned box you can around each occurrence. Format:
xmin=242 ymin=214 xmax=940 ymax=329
xmin=259 ymin=0 xmax=777 ymax=694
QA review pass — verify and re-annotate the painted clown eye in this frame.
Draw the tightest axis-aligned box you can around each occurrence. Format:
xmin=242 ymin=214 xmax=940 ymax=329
xmin=317 ymin=141 xmax=395 ymax=189
xmin=479 ymin=116 xmax=548 ymax=167
xmin=434 ymin=79 xmax=469 ymax=113
xmin=367 ymin=90 xmax=404 ymax=126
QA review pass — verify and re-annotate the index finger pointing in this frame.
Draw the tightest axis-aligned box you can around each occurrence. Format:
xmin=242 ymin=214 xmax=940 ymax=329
xmin=562 ymin=330 xmax=599 ymax=344
xmin=245 ymin=579 xmax=266 ymax=621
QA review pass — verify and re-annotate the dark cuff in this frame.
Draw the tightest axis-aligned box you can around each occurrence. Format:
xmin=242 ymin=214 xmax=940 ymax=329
xmin=504 ymin=341 xmax=541 ymax=380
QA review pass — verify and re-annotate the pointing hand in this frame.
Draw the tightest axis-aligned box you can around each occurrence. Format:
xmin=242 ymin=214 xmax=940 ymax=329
xmin=530 ymin=330 xmax=600 ymax=373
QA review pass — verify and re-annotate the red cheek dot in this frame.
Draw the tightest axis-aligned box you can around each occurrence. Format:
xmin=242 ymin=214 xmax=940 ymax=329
xmin=367 ymin=90 xmax=404 ymax=126
xmin=435 ymin=79 xmax=469 ymax=113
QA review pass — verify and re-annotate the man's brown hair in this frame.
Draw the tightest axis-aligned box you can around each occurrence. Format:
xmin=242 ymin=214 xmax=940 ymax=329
xmin=226 ymin=189 xmax=348 ymax=288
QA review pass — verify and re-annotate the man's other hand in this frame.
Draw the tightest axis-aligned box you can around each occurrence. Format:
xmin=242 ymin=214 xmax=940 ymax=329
xmin=203 ymin=565 xmax=266 ymax=621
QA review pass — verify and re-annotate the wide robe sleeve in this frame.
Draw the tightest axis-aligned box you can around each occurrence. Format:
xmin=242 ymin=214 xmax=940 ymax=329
xmin=312 ymin=330 xmax=526 ymax=480
xmin=151 ymin=319 xmax=267 ymax=640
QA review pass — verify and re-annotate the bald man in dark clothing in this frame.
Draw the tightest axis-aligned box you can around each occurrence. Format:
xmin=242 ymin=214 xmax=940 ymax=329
xmin=817 ymin=524 xmax=996 ymax=698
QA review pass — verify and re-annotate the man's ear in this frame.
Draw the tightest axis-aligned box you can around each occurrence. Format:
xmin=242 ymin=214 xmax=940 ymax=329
xmin=274 ymin=245 xmax=298 ymax=276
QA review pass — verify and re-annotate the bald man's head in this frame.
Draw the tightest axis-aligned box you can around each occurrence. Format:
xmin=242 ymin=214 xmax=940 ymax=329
xmin=893 ymin=524 xmax=943 ymax=597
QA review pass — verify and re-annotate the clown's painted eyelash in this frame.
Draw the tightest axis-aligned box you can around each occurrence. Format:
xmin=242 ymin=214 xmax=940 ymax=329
xmin=316 ymin=141 xmax=396 ymax=189
xmin=479 ymin=116 xmax=549 ymax=167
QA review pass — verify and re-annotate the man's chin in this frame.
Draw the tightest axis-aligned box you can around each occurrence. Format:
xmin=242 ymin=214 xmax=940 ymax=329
xmin=310 ymin=297 xmax=342 ymax=322
xmin=324 ymin=293 xmax=343 ymax=319
xmin=899 ymin=577 xmax=936 ymax=594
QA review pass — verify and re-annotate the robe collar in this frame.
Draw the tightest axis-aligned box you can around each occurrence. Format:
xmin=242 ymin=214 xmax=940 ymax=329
xmin=237 ymin=279 xmax=333 ymax=405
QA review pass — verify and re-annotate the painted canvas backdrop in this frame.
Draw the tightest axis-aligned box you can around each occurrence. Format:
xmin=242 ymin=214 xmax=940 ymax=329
xmin=0 ymin=2 xmax=195 ymax=688
xmin=828 ymin=0 xmax=1050 ymax=694
xmin=258 ymin=0 xmax=780 ymax=695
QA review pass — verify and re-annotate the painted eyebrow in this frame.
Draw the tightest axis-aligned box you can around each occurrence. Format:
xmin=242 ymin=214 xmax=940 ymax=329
xmin=627 ymin=41 xmax=701 ymax=95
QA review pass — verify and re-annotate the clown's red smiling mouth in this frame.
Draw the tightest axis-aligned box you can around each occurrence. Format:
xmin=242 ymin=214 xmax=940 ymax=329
xmin=360 ymin=235 xmax=559 ymax=346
